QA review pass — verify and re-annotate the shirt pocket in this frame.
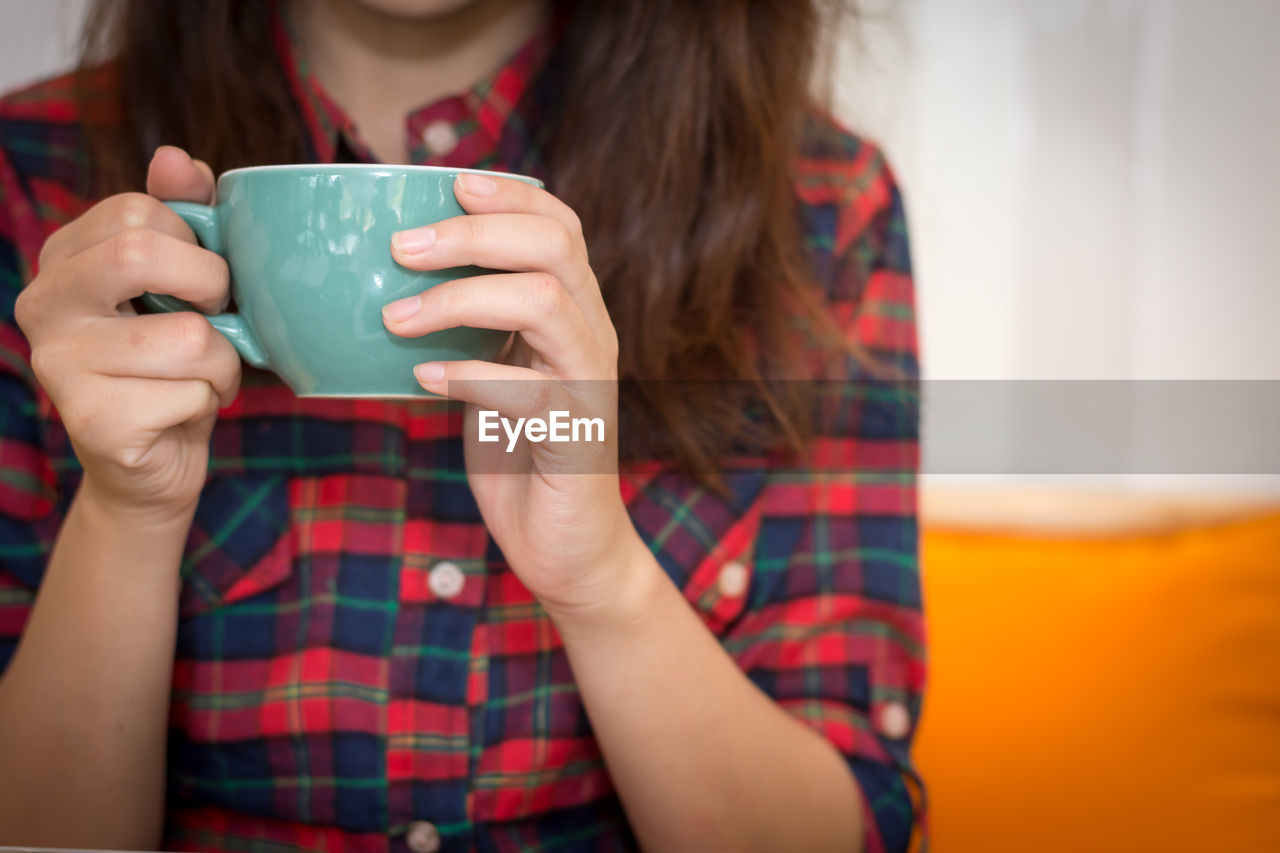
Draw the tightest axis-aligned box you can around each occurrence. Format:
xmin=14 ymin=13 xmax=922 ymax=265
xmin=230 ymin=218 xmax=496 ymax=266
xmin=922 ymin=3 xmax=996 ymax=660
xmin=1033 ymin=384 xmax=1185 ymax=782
xmin=169 ymin=471 xmax=297 ymax=817
xmin=169 ymin=472 xmax=397 ymax=834
xmin=177 ymin=472 xmax=295 ymax=617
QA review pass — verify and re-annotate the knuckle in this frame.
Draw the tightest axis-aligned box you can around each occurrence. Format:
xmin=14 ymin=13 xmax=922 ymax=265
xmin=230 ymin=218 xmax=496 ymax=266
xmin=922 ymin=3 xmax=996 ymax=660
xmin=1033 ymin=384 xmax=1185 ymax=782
xmin=168 ymin=310 xmax=215 ymax=357
xmin=106 ymin=441 xmax=147 ymax=471
xmin=36 ymin=229 xmax=65 ymax=271
xmin=547 ymin=224 xmax=576 ymax=262
xmin=12 ymin=284 xmax=40 ymax=332
xmin=528 ymin=273 xmax=565 ymax=318
xmin=114 ymin=192 xmax=163 ymax=229
xmin=564 ymin=210 xmax=585 ymax=242
xmin=433 ymin=284 xmax=460 ymax=320
xmin=107 ymin=227 xmax=158 ymax=278
xmin=461 ymin=216 xmax=482 ymax=250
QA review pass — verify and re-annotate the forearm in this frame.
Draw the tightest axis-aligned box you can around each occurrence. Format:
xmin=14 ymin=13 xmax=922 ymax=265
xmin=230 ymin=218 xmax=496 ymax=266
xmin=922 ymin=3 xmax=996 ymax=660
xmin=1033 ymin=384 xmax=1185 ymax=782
xmin=0 ymin=482 xmax=190 ymax=848
xmin=550 ymin=541 xmax=865 ymax=853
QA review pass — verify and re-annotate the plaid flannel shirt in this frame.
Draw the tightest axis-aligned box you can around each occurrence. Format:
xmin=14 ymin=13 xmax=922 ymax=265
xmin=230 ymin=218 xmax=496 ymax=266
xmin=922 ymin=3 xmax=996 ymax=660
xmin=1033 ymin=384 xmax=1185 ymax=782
xmin=0 ymin=12 xmax=925 ymax=853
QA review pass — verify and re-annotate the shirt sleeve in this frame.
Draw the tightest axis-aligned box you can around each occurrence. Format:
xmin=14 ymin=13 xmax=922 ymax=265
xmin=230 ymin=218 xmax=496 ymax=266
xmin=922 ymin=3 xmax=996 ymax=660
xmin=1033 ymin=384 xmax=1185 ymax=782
xmin=0 ymin=143 xmax=62 ymax=674
xmin=724 ymin=147 xmax=924 ymax=853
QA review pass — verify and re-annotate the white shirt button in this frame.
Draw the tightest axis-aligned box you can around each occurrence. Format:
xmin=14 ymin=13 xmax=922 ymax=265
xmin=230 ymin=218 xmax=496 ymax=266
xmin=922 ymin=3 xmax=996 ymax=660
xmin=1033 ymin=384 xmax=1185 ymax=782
xmin=422 ymin=120 xmax=459 ymax=157
xmin=427 ymin=560 xmax=465 ymax=600
xmin=879 ymin=701 xmax=912 ymax=740
xmin=717 ymin=560 xmax=750 ymax=598
xmin=406 ymin=820 xmax=441 ymax=853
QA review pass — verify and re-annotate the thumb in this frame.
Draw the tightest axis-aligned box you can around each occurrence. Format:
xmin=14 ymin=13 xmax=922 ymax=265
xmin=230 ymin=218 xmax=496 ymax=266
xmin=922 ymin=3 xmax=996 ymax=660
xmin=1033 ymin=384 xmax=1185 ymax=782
xmin=145 ymin=145 xmax=216 ymax=203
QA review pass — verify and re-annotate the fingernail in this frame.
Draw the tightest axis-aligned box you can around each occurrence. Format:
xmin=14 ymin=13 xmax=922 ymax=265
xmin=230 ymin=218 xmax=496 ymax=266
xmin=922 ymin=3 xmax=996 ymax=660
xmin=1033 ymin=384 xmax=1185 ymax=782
xmin=382 ymin=294 xmax=421 ymax=322
xmin=415 ymin=362 xmax=446 ymax=385
xmin=393 ymin=227 xmax=437 ymax=255
xmin=457 ymin=173 xmax=497 ymax=196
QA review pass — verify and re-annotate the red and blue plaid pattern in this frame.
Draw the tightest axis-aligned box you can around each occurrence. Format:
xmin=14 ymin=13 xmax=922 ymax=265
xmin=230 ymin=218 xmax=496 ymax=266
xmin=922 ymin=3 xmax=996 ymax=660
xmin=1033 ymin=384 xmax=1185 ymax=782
xmin=0 ymin=14 xmax=924 ymax=853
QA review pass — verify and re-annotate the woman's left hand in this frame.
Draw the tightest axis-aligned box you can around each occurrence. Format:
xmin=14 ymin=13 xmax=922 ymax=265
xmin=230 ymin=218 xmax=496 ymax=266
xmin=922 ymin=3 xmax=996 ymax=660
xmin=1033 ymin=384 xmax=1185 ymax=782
xmin=382 ymin=173 xmax=646 ymax=620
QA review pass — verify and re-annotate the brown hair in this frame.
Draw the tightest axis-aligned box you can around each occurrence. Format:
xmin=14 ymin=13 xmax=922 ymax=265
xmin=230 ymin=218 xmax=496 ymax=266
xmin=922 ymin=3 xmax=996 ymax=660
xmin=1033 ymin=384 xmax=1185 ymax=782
xmin=77 ymin=0 xmax=860 ymax=479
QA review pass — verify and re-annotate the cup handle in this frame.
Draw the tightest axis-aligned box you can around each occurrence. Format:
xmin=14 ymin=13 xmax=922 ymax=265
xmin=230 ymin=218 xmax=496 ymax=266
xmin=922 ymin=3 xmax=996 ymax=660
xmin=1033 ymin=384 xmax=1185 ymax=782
xmin=139 ymin=201 xmax=270 ymax=370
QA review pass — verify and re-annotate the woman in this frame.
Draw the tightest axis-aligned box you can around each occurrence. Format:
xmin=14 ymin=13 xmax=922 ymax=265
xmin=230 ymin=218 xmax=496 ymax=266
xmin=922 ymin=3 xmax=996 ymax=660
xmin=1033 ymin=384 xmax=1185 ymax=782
xmin=0 ymin=0 xmax=923 ymax=851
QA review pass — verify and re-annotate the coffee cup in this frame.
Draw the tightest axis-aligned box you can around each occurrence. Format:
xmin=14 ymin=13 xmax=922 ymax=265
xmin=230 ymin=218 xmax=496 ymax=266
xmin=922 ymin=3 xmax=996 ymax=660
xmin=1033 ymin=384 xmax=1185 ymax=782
xmin=142 ymin=163 xmax=541 ymax=397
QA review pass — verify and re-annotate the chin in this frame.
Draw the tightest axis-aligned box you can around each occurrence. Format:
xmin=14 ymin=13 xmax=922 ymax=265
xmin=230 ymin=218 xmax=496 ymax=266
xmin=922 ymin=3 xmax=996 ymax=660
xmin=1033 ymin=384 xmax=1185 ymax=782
xmin=348 ymin=0 xmax=488 ymax=18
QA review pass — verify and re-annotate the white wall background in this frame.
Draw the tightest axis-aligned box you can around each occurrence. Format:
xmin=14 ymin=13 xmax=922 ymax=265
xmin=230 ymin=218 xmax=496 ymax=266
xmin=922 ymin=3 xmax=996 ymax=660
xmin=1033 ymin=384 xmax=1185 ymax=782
xmin=832 ymin=0 xmax=1279 ymax=494
xmin=0 ymin=1 xmax=86 ymax=93
xmin=2 ymin=0 xmax=1277 ymax=492
xmin=836 ymin=0 xmax=1280 ymax=382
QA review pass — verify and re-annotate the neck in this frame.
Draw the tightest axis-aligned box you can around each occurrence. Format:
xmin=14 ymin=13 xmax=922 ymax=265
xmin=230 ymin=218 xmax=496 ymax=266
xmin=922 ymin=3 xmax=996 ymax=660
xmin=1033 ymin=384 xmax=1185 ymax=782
xmin=289 ymin=0 xmax=549 ymax=163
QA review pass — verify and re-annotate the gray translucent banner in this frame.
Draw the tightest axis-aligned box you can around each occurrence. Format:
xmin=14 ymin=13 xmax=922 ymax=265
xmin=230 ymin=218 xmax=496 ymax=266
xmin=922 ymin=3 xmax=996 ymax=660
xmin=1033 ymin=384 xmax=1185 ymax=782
xmin=921 ymin=380 xmax=1279 ymax=475
xmin=438 ymin=379 xmax=1280 ymax=475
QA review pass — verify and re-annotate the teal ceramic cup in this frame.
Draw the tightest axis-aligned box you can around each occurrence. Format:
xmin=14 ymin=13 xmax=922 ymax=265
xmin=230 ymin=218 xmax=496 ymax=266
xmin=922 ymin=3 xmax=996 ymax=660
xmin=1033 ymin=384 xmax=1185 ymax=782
xmin=142 ymin=164 xmax=542 ymax=397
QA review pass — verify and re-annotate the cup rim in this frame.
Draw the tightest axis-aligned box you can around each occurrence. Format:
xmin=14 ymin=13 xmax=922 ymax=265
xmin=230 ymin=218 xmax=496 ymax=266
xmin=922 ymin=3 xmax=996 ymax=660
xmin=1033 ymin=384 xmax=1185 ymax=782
xmin=218 ymin=163 xmax=543 ymax=186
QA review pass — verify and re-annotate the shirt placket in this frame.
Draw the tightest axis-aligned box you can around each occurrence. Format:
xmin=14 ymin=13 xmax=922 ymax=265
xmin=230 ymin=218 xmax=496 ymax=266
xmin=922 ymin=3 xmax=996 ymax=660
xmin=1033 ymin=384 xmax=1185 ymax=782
xmin=386 ymin=509 xmax=491 ymax=852
xmin=406 ymin=99 xmax=474 ymax=167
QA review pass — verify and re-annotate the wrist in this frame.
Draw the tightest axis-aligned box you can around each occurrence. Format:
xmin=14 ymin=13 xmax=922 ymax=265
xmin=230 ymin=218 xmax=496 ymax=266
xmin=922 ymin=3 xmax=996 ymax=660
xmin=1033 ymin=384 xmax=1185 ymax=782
xmin=542 ymin=533 xmax=670 ymax=640
xmin=36 ymin=482 xmax=195 ymax=595
xmin=77 ymin=474 xmax=200 ymax=534
xmin=73 ymin=478 xmax=198 ymax=578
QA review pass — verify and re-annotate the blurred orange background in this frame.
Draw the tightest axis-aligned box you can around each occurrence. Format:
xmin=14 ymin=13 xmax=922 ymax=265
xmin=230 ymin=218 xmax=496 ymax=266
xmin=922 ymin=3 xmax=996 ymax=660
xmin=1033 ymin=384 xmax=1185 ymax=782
xmin=916 ymin=492 xmax=1280 ymax=852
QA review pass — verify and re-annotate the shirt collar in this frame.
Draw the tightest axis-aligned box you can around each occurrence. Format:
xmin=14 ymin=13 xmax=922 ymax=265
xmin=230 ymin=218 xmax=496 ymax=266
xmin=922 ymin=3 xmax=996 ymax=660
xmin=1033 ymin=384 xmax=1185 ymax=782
xmin=270 ymin=3 xmax=556 ymax=171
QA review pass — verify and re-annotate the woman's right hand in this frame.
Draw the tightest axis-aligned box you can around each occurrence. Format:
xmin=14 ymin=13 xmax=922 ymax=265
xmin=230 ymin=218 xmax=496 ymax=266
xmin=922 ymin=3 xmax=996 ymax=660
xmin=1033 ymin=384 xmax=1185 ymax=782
xmin=13 ymin=146 xmax=240 ymax=523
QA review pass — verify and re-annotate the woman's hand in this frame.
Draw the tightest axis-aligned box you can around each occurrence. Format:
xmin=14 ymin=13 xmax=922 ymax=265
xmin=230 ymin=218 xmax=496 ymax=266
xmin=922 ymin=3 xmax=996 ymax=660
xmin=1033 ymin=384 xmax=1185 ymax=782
xmin=14 ymin=146 xmax=238 ymax=523
xmin=383 ymin=173 xmax=647 ymax=619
